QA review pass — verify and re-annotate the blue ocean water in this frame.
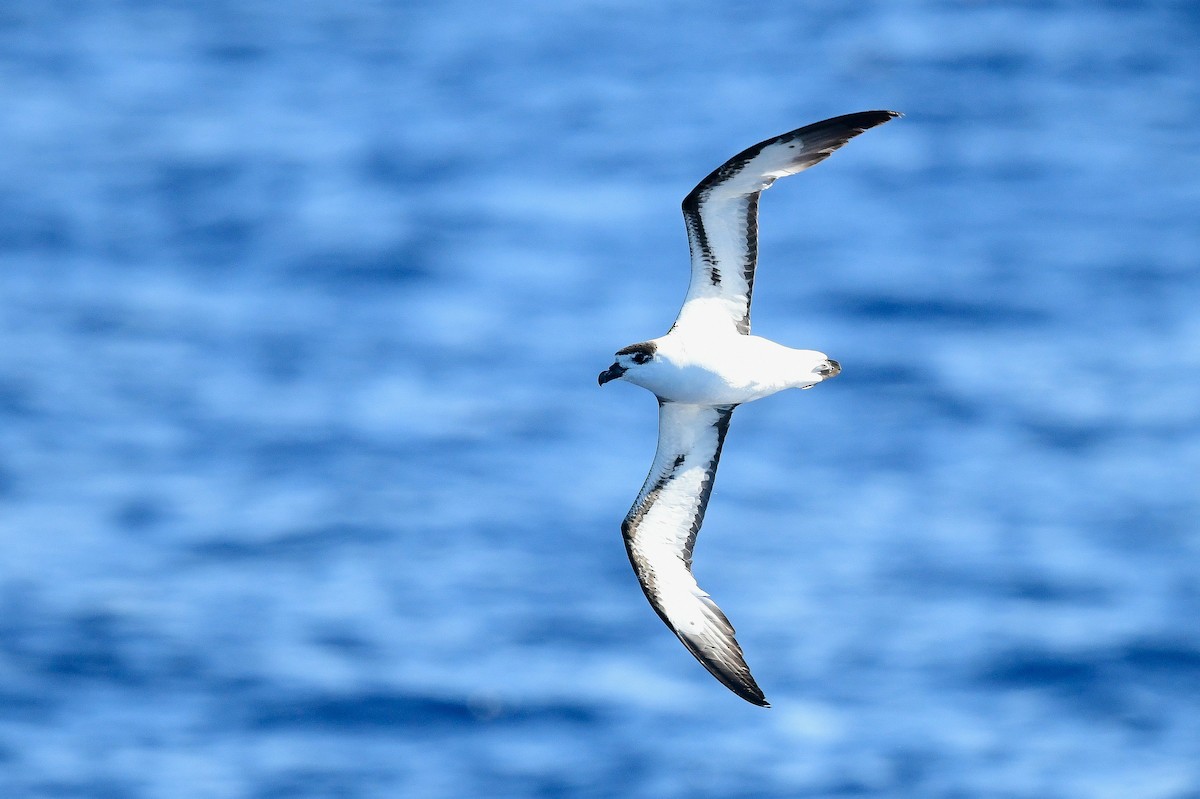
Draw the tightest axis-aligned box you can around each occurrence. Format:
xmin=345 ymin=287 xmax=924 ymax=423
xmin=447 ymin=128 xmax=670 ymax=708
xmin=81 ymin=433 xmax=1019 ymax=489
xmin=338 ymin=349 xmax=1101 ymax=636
xmin=1 ymin=1 xmax=1198 ymax=796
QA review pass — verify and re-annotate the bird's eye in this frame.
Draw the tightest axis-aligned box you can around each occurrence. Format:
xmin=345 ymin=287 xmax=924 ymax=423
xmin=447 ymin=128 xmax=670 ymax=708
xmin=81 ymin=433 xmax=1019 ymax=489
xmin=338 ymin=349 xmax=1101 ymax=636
xmin=631 ymin=352 xmax=652 ymax=365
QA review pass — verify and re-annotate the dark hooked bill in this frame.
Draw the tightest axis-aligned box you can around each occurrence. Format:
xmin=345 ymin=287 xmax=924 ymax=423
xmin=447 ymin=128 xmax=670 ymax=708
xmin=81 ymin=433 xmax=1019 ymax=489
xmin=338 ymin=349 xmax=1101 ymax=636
xmin=598 ymin=363 xmax=626 ymax=385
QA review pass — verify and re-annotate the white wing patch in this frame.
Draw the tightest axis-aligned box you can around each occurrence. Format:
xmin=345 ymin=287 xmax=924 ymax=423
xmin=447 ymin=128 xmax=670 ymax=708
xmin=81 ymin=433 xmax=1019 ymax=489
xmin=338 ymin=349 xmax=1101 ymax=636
xmin=675 ymin=110 xmax=900 ymax=336
xmin=621 ymin=402 xmax=768 ymax=707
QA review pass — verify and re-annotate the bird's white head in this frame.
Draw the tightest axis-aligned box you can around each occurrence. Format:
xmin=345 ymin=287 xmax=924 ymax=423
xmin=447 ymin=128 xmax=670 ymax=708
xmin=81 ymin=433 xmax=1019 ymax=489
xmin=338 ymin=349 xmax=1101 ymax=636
xmin=597 ymin=342 xmax=658 ymax=387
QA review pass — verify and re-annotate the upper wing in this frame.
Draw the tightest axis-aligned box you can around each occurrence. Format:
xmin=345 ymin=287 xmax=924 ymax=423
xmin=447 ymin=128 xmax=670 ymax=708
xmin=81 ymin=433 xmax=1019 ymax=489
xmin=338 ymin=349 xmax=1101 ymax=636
xmin=622 ymin=401 xmax=768 ymax=706
xmin=675 ymin=110 xmax=901 ymax=335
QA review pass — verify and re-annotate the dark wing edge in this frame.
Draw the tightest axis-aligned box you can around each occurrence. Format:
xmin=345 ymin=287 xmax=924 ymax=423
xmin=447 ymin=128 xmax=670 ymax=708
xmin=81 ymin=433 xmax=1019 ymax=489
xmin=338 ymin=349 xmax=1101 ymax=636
xmin=678 ymin=110 xmax=901 ymax=335
xmin=675 ymin=592 xmax=768 ymax=708
xmin=683 ymin=110 xmax=902 ymax=210
xmin=621 ymin=403 xmax=769 ymax=707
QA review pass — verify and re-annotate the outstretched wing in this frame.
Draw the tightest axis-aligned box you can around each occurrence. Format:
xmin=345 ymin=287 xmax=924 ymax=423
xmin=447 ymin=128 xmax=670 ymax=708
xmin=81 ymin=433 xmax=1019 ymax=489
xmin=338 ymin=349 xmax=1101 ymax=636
xmin=622 ymin=401 xmax=767 ymax=706
xmin=675 ymin=110 xmax=900 ymax=335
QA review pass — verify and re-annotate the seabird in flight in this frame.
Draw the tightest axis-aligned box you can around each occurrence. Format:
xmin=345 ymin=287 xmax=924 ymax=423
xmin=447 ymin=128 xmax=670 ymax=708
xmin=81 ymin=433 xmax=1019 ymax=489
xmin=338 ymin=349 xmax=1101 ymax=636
xmin=599 ymin=110 xmax=900 ymax=706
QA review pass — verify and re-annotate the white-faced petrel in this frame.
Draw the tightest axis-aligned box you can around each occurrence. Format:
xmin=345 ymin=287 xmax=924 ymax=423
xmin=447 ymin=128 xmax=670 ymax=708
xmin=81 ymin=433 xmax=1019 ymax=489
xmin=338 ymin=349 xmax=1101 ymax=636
xmin=599 ymin=111 xmax=900 ymax=706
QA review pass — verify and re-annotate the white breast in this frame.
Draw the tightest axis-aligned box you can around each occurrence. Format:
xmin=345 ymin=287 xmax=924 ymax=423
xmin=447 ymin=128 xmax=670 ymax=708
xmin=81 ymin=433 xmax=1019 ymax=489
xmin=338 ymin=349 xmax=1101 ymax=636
xmin=625 ymin=332 xmax=830 ymax=405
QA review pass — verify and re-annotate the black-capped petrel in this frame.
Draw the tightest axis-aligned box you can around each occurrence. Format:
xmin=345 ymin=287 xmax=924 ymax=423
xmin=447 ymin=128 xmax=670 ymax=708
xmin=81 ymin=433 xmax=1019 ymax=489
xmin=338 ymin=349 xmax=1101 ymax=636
xmin=599 ymin=111 xmax=900 ymax=707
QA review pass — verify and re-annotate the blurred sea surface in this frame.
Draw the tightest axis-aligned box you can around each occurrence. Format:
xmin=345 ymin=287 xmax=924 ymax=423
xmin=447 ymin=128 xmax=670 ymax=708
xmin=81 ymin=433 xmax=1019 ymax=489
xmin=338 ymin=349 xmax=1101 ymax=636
xmin=0 ymin=1 xmax=1198 ymax=797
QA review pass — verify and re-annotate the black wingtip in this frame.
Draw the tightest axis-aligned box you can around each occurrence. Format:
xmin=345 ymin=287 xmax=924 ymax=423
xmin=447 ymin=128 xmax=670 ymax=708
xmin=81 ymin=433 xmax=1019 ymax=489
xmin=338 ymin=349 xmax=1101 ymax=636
xmin=812 ymin=109 xmax=902 ymax=135
xmin=673 ymin=597 xmax=771 ymax=708
xmin=852 ymin=109 xmax=902 ymax=122
xmin=681 ymin=109 xmax=901 ymax=214
xmin=733 ymin=685 xmax=769 ymax=707
xmin=763 ymin=110 xmax=900 ymax=172
xmin=680 ymin=633 xmax=769 ymax=707
xmin=742 ymin=687 xmax=771 ymax=708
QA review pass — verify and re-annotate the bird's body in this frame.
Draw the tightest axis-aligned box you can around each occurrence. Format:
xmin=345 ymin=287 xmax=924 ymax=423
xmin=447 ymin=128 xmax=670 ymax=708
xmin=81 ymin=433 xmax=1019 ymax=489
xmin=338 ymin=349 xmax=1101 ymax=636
xmin=615 ymin=331 xmax=836 ymax=406
xmin=599 ymin=110 xmax=899 ymax=707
